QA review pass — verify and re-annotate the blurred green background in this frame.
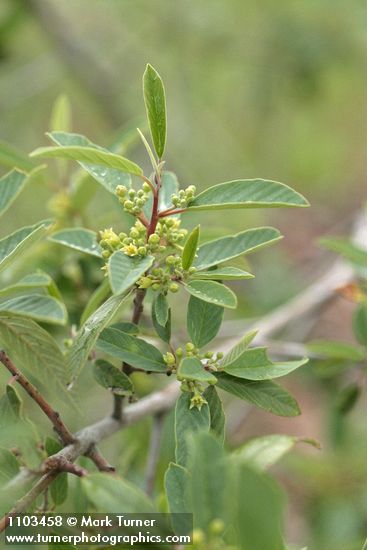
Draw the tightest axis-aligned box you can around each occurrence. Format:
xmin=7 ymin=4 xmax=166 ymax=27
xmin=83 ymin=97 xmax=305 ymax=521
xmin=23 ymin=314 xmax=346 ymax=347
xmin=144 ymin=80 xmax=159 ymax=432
xmin=1 ymin=1 xmax=367 ymax=548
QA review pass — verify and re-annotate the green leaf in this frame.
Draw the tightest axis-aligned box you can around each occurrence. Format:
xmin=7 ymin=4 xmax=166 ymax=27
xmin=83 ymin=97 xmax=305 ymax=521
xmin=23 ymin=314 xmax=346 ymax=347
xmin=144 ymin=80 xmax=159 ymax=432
xmin=0 ymin=220 xmax=53 ymax=274
xmin=143 ymin=64 xmax=167 ymax=159
xmin=110 ymin=321 xmax=139 ymax=335
xmin=221 ymin=347 xmax=308 ymax=380
xmin=336 ymin=383 xmax=361 ymax=415
xmin=0 ymin=447 xmax=20 ymax=482
xmin=0 ymin=272 xmax=53 ymax=299
xmin=0 ymin=315 xmax=69 ymax=400
xmin=185 ymin=280 xmax=237 ymax=309
xmin=82 ymin=473 xmax=154 ymax=512
xmin=164 ymin=463 xmax=192 ymax=535
xmin=45 ymin=437 xmax=68 ymax=506
xmin=0 ymin=141 xmax=36 ymax=172
xmin=307 ymin=340 xmax=366 ymax=361
xmin=234 ymin=465 xmax=285 ymax=550
xmin=67 ymin=293 xmax=129 ymax=382
xmin=182 ymin=225 xmax=200 ymax=270
xmin=47 ymin=131 xmax=131 ymax=193
xmin=153 ymin=293 xmax=169 ymax=327
xmin=97 ymin=327 xmax=167 ymax=372
xmin=203 ymin=386 xmax=226 ymax=445
xmin=221 ymin=330 xmax=259 ymax=367
xmin=0 ymin=386 xmax=22 ymax=422
xmin=193 ymin=227 xmax=282 ymax=270
xmin=175 ymin=392 xmax=210 ymax=467
xmin=93 ymin=359 xmax=133 ymax=396
xmin=192 ymin=267 xmax=254 ymax=280
xmin=187 ymin=296 xmax=223 ymax=348
xmin=320 ymin=236 xmax=367 ymax=267
xmin=152 ymin=305 xmax=171 ymax=343
xmin=188 ymin=179 xmax=309 ymax=211
xmin=216 ymin=373 xmax=300 ymax=417
xmin=144 ymin=171 xmax=179 ymax=218
xmin=137 ymin=128 xmax=159 ymax=173
xmin=0 ymin=169 xmax=27 ymax=218
xmin=0 ymin=387 xmax=40 ymax=474
xmin=233 ymin=435 xmax=316 ymax=470
xmin=188 ymin=432 xmax=231 ymax=532
xmin=177 ymin=357 xmax=217 ymax=384
xmin=353 ymin=305 xmax=367 ymax=347
xmin=49 ymin=228 xmax=102 ymax=257
xmin=0 ymin=295 xmax=67 ymax=326
xmin=80 ymin=279 xmax=111 ymax=326
xmin=31 ymin=143 xmax=142 ymax=176
xmin=108 ymin=251 xmax=153 ymax=295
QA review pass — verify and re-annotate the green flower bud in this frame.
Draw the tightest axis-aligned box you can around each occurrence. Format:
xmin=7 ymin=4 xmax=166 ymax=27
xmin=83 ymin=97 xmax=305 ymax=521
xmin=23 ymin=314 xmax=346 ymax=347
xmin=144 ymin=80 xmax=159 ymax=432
xmin=116 ymin=185 xmax=127 ymax=197
xmin=186 ymin=342 xmax=195 ymax=352
xmin=128 ymin=189 xmax=136 ymax=198
xmin=138 ymin=276 xmax=153 ymax=289
xmin=142 ymin=182 xmax=151 ymax=193
xmin=137 ymin=189 xmax=145 ymax=197
xmin=152 ymin=283 xmax=161 ymax=291
xmin=124 ymin=200 xmax=134 ymax=210
xmin=163 ymin=352 xmax=175 ymax=366
xmin=188 ymin=267 xmax=197 ymax=274
xmin=102 ymin=250 xmax=111 ymax=259
xmin=176 ymin=347 xmax=183 ymax=357
xmin=148 ymin=233 xmax=160 ymax=245
xmin=135 ymin=220 xmax=146 ymax=232
xmin=216 ymin=352 xmax=224 ymax=360
xmin=166 ymin=255 xmax=176 ymax=265
xmin=205 ymin=351 xmax=214 ymax=359
xmin=137 ymin=246 xmax=147 ymax=256
xmin=169 ymin=283 xmax=179 ymax=293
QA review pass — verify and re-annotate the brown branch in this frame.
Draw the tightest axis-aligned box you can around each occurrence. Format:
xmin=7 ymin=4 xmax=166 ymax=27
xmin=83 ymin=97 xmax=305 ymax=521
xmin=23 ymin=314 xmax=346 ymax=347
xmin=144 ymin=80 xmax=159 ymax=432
xmin=86 ymin=445 xmax=115 ymax=473
xmin=113 ymin=288 xmax=148 ymax=421
xmin=0 ymin=472 xmax=58 ymax=532
xmin=0 ymin=381 xmax=180 ymax=531
xmin=0 ymin=351 xmax=74 ymax=445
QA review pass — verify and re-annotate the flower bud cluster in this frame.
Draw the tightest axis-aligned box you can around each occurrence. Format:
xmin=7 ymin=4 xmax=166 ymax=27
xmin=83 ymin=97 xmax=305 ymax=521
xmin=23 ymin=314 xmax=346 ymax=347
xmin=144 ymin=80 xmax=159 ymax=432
xmin=99 ymin=219 xmax=164 ymax=260
xmin=155 ymin=218 xmax=187 ymax=247
xmin=116 ymin=182 xmax=151 ymax=215
xmin=138 ymin=265 xmax=180 ymax=293
xmin=178 ymin=343 xmax=224 ymax=368
xmin=161 ymin=343 xmax=224 ymax=410
xmin=171 ymin=185 xmax=196 ymax=209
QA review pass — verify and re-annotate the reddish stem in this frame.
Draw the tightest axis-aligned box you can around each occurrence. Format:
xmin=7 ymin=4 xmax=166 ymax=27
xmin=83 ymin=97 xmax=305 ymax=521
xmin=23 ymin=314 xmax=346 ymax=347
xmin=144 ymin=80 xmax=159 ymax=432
xmin=158 ymin=207 xmax=187 ymax=218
